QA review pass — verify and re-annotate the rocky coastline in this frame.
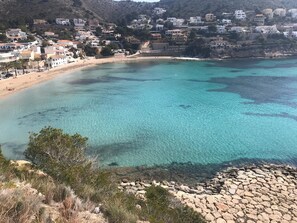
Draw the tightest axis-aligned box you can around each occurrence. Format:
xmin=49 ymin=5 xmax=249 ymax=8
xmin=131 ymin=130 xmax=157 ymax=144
xmin=119 ymin=164 xmax=297 ymax=223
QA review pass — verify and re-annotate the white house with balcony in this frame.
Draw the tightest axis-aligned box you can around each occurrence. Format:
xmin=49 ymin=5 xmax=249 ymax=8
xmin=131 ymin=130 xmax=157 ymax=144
xmin=173 ymin=19 xmax=185 ymax=27
xmin=0 ymin=52 xmax=18 ymax=63
xmin=6 ymin=29 xmax=27 ymax=41
xmin=47 ymin=55 xmax=68 ymax=68
xmin=165 ymin=29 xmax=182 ymax=36
xmin=73 ymin=18 xmax=86 ymax=28
xmin=234 ymin=10 xmax=246 ymax=20
xmin=56 ymin=18 xmax=70 ymax=26
xmin=189 ymin=17 xmax=203 ymax=25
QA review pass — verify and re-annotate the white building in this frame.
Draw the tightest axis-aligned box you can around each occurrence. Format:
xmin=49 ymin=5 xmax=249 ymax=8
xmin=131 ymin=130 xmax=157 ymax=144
xmin=73 ymin=18 xmax=86 ymax=28
xmin=189 ymin=16 xmax=203 ymax=25
xmin=230 ymin=26 xmax=246 ymax=33
xmin=47 ymin=55 xmax=68 ymax=68
xmin=262 ymin=9 xmax=274 ymax=20
xmin=165 ymin=29 xmax=182 ymax=36
xmin=153 ymin=7 xmax=166 ymax=15
xmin=167 ymin=17 xmax=177 ymax=24
xmin=288 ymin=9 xmax=297 ymax=19
xmin=173 ymin=19 xmax=185 ymax=27
xmin=156 ymin=24 xmax=164 ymax=31
xmin=222 ymin=19 xmax=232 ymax=25
xmin=0 ymin=43 xmax=26 ymax=51
xmin=255 ymin=25 xmax=280 ymax=34
xmin=216 ymin=25 xmax=227 ymax=33
xmin=274 ymin=8 xmax=286 ymax=17
xmin=6 ymin=29 xmax=27 ymax=41
xmin=284 ymin=31 xmax=297 ymax=38
xmin=209 ymin=38 xmax=231 ymax=49
xmin=56 ymin=18 xmax=70 ymax=26
xmin=205 ymin=13 xmax=216 ymax=22
xmin=234 ymin=10 xmax=246 ymax=20
xmin=0 ymin=52 xmax=18 ymax=63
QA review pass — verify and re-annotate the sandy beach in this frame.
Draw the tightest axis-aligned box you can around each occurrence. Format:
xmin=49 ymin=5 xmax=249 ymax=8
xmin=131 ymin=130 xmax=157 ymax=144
xmin=0 ymin=56 xmax=174 ymax=99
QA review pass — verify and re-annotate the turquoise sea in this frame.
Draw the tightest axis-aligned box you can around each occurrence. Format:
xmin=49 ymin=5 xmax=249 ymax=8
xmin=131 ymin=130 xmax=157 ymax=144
xmin=1 ymin=59 xmax=297 ymax=167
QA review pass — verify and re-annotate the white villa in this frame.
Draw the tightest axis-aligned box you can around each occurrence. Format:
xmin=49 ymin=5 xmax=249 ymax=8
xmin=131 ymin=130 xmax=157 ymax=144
xmin=189 ymin=17 xmax=203 ymax=25
xmin=165 ymin=29 xmax=183 ymax=36
xmin=73 ymin=19 xmax=86 ymax=28
xmin=0 ymin=52 xmax=18 ymax=63
xmin=222 ymin=19 xmax=232 ymax=25
xmin=234 ymin=10 xmax=246 ymax=20
xmin=205 ymin=13 xmax=216 ymax=22
xmin=153 ymin=7 xmax=166 ymax=15
xmin=6 ymin=29 xmax=27 ymax=41
xmin=273 ymin=8 xmax=287 ymax=17
xmin=288 ymin=9 xmax=297 ymax=19
xmin=47 ymin=55 xmax=68 ymax=68
xmin=156 ymin=24 xmax=164 ymax=31
xmin=56 ymin=18 xmax=70 ymax=26
xmin=255 ymin=25 xmax=280 ymax=34
xmin=262 ymin=9 xmax=274 ymax=20
xmin=230 ymin=26 xmax=246 ymax=33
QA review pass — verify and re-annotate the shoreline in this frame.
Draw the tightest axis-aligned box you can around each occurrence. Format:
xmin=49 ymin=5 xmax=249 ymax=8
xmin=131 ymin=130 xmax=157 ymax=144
xmin=109 ymin=158 xmax=297 ymax=187
xmin=0 ymin=56 xmax=174 ymax=99
xmin=1 ymin=54 xmax=297 ymax=99
xmin=119 ymin=163 xmax=297 ymax=222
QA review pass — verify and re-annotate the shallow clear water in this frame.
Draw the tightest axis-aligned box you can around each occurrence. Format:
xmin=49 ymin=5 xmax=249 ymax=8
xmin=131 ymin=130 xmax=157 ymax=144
xmin=1 ymin=59 xmax=297 ymax=167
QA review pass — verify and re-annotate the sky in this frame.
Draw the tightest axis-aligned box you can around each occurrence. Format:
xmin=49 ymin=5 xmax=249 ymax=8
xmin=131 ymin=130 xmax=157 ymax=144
xmin=115 ymin=0 xmax=160 ymax=2
xmin=133 ymin=0 xmax=159 ymax=1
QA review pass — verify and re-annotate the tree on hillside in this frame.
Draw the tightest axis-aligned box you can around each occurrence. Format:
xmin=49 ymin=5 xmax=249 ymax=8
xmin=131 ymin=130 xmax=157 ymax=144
xmin=84 ymin=44 xmax=97 ymax=57
xmin=95 ymin=27 xmax=102 ymax=36
xmin=100 ymin=46 xmax=114 ymax=57
xmin=24 ymin=127 xmax=94 ymax=184
xmin=185 ymin=38 xmax=211 ymax=58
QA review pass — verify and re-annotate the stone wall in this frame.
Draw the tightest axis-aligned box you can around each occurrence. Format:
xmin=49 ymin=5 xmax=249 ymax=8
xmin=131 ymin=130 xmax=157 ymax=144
xmin=119 ymin=164 xmax=297 ymax=223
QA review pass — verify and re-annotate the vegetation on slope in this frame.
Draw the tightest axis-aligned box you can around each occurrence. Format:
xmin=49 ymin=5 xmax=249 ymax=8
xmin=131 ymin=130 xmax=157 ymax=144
xmin=0 ymin=0 xmax=95 ymax=28
xmin=0 ymin=127 xmax=205 ymax=223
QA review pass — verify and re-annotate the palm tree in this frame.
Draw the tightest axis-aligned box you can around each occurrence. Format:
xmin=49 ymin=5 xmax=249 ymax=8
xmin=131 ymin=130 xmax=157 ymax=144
xmin=10 ymin=61 xmax=19 ymax=78
xmin=18 ymin=59 xmax=28 ymax=74
xmin=34 ymin=58 xmax=41 ymax=71
xmin=3 ymin=62 xmax=13 ymax=74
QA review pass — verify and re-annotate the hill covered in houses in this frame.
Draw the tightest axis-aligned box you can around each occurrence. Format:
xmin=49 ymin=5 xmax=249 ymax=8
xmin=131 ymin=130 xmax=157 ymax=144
xmin=158 ymin=0 xmax=297 ymax=18
xmin=2 ymin=0 xmax=297 ymax=27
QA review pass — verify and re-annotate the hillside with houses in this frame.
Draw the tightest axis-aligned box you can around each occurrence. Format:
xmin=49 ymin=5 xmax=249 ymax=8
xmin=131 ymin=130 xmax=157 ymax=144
xmin=2 ymin=1 xmax=297 ymax=79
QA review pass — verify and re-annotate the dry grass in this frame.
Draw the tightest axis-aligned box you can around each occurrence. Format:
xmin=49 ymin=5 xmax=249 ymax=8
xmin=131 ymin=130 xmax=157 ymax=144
xmin=0 ymin=184 xmax=42 ymax=223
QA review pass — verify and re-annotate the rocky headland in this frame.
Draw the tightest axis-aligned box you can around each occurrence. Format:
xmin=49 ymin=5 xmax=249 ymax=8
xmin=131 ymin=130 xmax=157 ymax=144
xmin=119 ymin=164 xmax=297 ymax=223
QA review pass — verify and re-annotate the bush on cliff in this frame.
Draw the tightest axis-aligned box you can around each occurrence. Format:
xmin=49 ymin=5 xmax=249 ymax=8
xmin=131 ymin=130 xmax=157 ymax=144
xmin=24 ymin=127 xmax=94 ymax=185
xmin=21 ymin=127 xmax=205 ymax=223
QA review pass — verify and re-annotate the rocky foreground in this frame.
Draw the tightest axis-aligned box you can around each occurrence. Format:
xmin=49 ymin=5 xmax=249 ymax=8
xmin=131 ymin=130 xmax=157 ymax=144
xmin=119 ymin=164 xmax=297 ymax=223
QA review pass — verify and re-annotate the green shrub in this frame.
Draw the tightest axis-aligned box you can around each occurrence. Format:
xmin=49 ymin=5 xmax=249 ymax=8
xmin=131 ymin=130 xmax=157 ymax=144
xmin=24 ymin=127 xmax=93 ymax=185
xmin=104 ymin=194 xmax=138 ymax=223
xmin=143 ymin=186 xmax=205 ymax=223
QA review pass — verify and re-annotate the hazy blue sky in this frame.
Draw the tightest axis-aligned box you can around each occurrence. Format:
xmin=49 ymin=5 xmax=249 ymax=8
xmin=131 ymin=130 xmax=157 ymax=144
xmin=115 ymin=0 xmax=160 ymax=2
xmin=133 ymin=0 xmax=159 ymax=1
